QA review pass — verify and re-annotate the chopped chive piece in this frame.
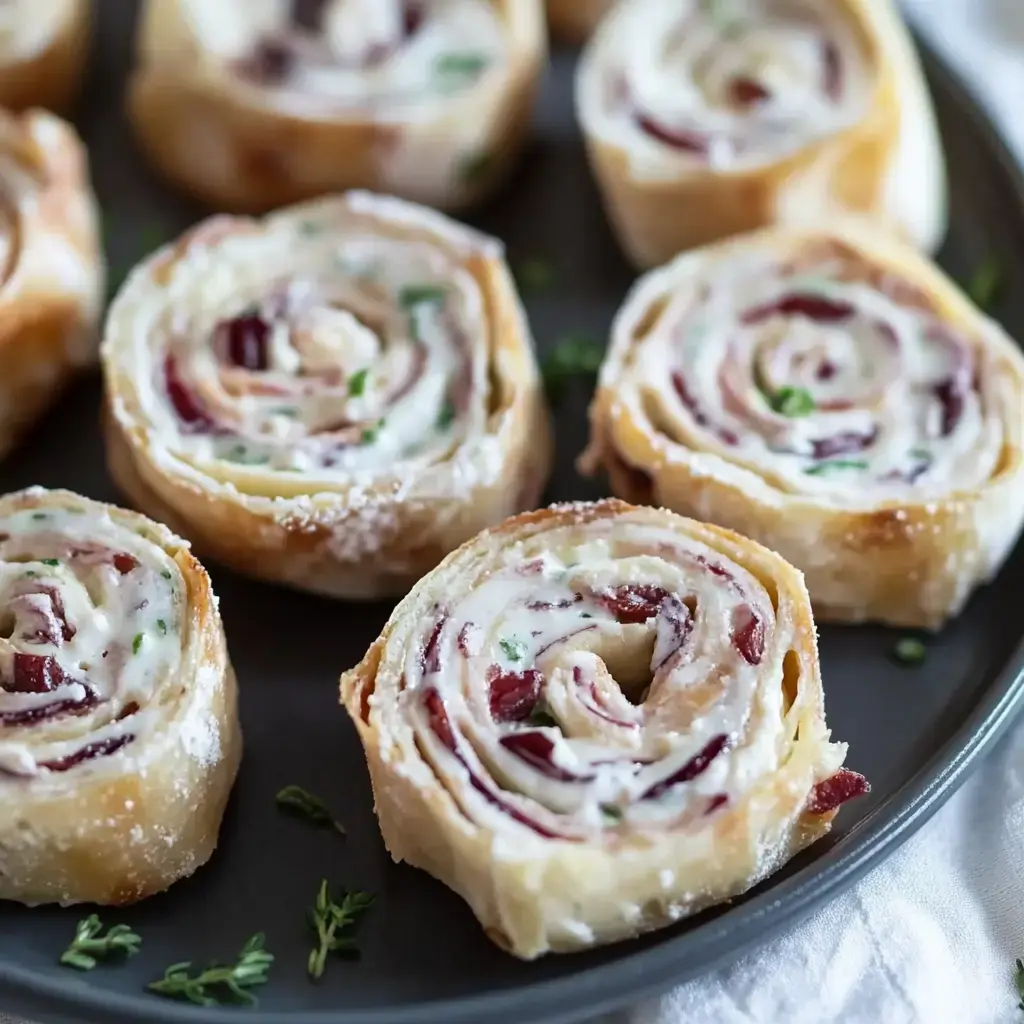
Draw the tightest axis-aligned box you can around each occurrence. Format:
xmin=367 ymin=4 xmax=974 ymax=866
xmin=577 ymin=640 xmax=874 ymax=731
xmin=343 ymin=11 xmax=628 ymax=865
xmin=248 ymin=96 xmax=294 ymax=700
xmin=347 ymin=369 xmax=369 ymax=397
xmin=399 ymin=284 xmax=446 ymax=310
xmin=132 ymin=633 xmax=144 ymax=655
xmin=361 ymin=419 xmax=385 ymax=445
xmin=41 ymin=559 xmax=59 ymax=567
xmin=435 ymin=53 xmax=489 ymax=78
xmin=892 ymin=636 xmax=926 ymax=666
xmin=298 ymin=221 xmax=322 ymax=236
xmin=436 ymin=399 xmax=456 ymax=431
xmin=272 ymin=406 xmax=299 ymax=418
xmin=965 ymin=256 xmax=1003 ymax=311
xmin=528 ymin=700 xmax=560 ymax=730
xmin=31 ymin=513 xmax=47 ymax=521
xmin=805 ymin=459 xmax=869 ymax=475
xmin=1015 ymin=958 xmax=1024 ymax=1011
xmin=600 ymin=803 xmax=624 ymax=822
xmin=157 ymin=619 xmax=168 ymax=635
xmin=499 ymin=637 xmax=526 ymax=662
xmin=160 ymin=570 xmax=172 ymax=580
xmin=770 ymin=386 xmax=815 ymax=417
xmin=23 ymin=571 xmax=35 ymax=578
xmin=516 ymin=257 xmax=557 ymax=295
xmin=580 ymin=612 xmax=593 ymax=619
xmin=910 ymin=447 xmax=931 ymax=460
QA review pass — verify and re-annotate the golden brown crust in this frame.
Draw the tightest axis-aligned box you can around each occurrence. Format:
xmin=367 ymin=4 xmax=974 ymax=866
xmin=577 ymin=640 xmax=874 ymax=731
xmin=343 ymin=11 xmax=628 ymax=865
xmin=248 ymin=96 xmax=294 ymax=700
xmin=575 ymin=0 xmax=947 ymax=268
xmin=342 ymin=498 xmax=850 ymax=958
xmin=582 ymin=222 xmax=1024 ymax=629
xmin=127 ymin=0 xmax=547 ymax=213
xmin=0 ymin=488 xmax=241 ymax=906
xmin=101 ymin=193 xmax=552 ymax=599
xmin=0 ymin=108 xmax=103 ymax=463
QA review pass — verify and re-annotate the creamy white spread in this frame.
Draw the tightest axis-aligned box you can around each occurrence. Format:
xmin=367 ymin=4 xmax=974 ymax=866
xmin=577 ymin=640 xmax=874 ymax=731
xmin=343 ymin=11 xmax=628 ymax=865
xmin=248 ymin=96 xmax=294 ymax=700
xmin=112 ymin=195 xmax=495 ymax=483
xmin=0 ymin=0 xmax=71 ymax=60
xmin=613 ymin=243 xmax=1003 ymax=503
xmin=577 ymin=0 xmax=870 ymax=173
xmin=394 ymin=515 xmax=789 ymax=838
xmin=0 ymin=502 xmax=182 ymax=777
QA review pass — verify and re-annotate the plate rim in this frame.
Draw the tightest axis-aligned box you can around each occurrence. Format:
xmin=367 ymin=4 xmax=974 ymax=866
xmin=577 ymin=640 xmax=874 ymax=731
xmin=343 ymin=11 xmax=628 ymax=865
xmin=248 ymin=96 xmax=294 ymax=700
xmin=4 ymin=34 xmax=1024 ymax=1024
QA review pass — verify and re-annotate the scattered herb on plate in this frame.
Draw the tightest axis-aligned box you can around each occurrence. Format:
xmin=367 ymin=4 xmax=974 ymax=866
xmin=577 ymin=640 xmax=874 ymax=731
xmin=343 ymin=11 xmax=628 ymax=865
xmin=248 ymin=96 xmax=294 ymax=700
xmin=148 ymin=933 xmax=273 ymax=1007
xmin=276 ymin=785 xmax=347 ymax=836
xmin=891 ymin=636 xmax=926 ymax=666
xmin=307 ymin=880 xmax=375 ymax=981
xmin=60 ymin=915 xmax=142 ymax=971
xmin=542 ymin=333 xmax=604 ymax=402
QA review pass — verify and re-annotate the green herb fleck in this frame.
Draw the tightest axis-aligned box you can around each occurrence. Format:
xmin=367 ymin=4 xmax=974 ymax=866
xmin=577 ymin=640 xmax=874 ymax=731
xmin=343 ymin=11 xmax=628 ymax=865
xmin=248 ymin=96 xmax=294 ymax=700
xmin=157 ymin=619 xmax=168 ymax=635
xmin=307 ymin=880 xmax=374 ymax=981
xmin=348 ymin=368 xmax=369 ymax=397
xmin=459 ymin=150 xmax=493 ymax=185
xmin=542 ymin=333 xmax=605 ymax=403
xmin=965 ymin=256 xmax=1003 ymax=311
xmin=528 ymin=699 xmax=560 ymax=730
xmin=23 ymin=571 xmax=35 ymax=578
xmin=600 ymin=803 xmax=624 ymax=823
xmin=132 ymin=633 xmax=144 ymax=655
xmin=580 ymin=612 xmax=593 ymax=619
xmin=436 ymin=399 xmax=456 ymax=431
xmin=272 ymin=406 xmax=300 ymax=418
xmin=499 ymin=637 xmax=526 ymax=662
xmin=891 ymin=636 xmax=926 ymax=666
xmin=161 ymin=569 xmax=172 ymax=580
xmin=31 ymin=513 xmax=47 ymax=521
xmin=148 ymin=933 xmax=273 ymax=1007
xmin=517 ymin=257 xmax=557 ymax=295
xmin=770 ymin=386 xmax=815 ymax=417
xmin=60 ymin=915 xmax=142 ymax=971
xmin=298 ymin=221 xmax=322 ymax=237
xmin=223 ymin=445 xmax=270 ymax=466
xmin=910 ymin=448 xmax=931 ymax=460
xmin=804 ymin=459 xmax=869 ymax=476
xmin=41 ymin=558 xmax=59 ymax=567
xmin=1014 ymin=958 xmax=1024 ymax=1011
xmin=435 ymin=53 xmax=489 ymax=79
xmin=276 ymin=785 xmax=346 ymax=836
xmin=361 ymin=419 xmax=385 ymax=445
xmin=399 ymin=284 xmax=447 ymax=310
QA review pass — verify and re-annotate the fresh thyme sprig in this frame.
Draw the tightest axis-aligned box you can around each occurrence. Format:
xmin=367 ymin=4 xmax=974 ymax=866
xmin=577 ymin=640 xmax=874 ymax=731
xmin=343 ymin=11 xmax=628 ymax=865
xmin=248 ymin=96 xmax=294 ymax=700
xmin=276 ymin=785 xmax=347 ymax=836
xmin=59 ymin=915 xmax=142 ymax=971
xmin=308 ymin=880 xmax=375 ymax=981
xmin=148 ymin=933 xmax=273 ymax=1007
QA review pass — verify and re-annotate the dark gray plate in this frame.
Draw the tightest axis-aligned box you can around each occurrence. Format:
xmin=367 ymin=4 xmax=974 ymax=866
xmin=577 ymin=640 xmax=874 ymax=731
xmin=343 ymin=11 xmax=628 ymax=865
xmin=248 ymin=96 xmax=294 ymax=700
xmin=1 ymin=5 xmax=1023 ymax=1024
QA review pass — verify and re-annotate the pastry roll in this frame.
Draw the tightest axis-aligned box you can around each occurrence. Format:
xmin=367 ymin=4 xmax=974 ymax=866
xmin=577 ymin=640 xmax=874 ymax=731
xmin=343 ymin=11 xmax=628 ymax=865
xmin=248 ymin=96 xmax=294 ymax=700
xmin=128 ymin=0 xmax=546 ymax=213
xmin=575 ymin=0 xmax=947 ymax=268
xmin=0 ymin=1 xmax=90 ymax=113
xmin=342 ymin=499 xmax=865 ymax=959
xmin=582 ymin=223 xmax=1024 ymax=629
xmin=546 ymin=0 xmax=613 ymax=44
xmin=0 ymin=488 xmax=241 ymax=906
xmin=0 ymin=108 xmax=103 ymax=462
xmin=102 ymin=191 xmax=551 ymax=600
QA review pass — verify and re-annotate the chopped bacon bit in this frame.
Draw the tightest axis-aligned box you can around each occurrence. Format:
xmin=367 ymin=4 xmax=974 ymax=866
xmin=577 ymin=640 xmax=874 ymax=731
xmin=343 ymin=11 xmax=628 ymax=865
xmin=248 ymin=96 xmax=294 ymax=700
xmin=40 ymin=734 xmax=133 ymax=773
xmin=635 ymin=113 xmax=710 ymax=154
xmin=113 ymin=553 xmax=139 ymax=575
xmin=164 ymin=355 xmax=214 ymax=432
xmin=499 ymin=732 xmax=592 ymax=782
xmin=600 ymin=584 xmax=670 ymax=625
xmin=487 ymin=666 xmax=544 ymax=723
xmin=9 ymin=653 xmax=68 ymax=693
xmin=642 ymin=734 xmax=730 ymax=800
xmin=933 ymin=377 xmax=967 ymax=437
xmin=419 ymin=614 xmax=447 ymax=675
xmin=706 ymin=794 xmax=729 ymax=815
xmin=742 ymin=294 xmax=855 ymax=325
xmin=822 ymin=40 xmax=842 ymax=100
xmin=423 ymin=689 xmax=455 ymax=750
xmin=810 ymin=427 xmax=878 ymax=460
xmin=218 ymin=313 xmax=271 ymax=371
xmin=729 ymin=76 xmax=771 ymax=106
xmin=731 ymin=605 xmax=765 ymax=665
xmin=806 ymin=767 xmax=870 ymax=814
xmin=672 ymin=373 xmax=739 ymax=445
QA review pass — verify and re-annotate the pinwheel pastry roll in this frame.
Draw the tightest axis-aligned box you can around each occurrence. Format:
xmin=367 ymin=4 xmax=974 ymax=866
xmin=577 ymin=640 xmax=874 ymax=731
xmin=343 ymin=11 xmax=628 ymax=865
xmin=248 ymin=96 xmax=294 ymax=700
xmin=342 ymin=499 xmax=866 ymax=959
xmin=128 ymin=0 xmax=546 ymax=213
xmin=582 ymin=223 xmax=1024 ymax=629
xmin=546 ymin=0 xmax=613 ymax=44
xmin=0 ymin=488 xmax=241 ymax=906
xmin=575 ymin=0 xmax=947 ymax=268
xmin=102 ymin=192 xmax=551 ymax=599
xmin=0 ymin=0 xmax=90 ymax=113
xmin=0 ymin=108 xmax=103 ymax=462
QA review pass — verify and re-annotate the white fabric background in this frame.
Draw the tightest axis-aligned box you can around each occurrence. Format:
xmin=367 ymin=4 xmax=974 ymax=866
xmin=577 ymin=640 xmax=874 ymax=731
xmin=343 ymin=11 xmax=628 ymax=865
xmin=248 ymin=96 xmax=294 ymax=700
xmin=6 ymin=2 xmax=1024 ymax=1024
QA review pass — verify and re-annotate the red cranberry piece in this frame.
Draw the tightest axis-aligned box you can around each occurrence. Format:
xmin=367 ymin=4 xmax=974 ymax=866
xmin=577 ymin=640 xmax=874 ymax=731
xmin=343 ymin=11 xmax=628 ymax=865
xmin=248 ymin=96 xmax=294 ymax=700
xmin=600 ymin=584 xmax=670 ymax=625
xmin=810 ymin=427 xmax=878 ymax=460
xmin=219 ymin=313 xmax=270 ymax=371
xmin=499 ymin=732 xmax=592 ymax=782
xmin=933 ymin=378 xmax=966 ymax=437
xmin=291 ymin=0 xmax=327 ymax=31
xmin=403 ymin=0 xmax=426 ymax=37
xmin=0 ymin=690 xmax=95 ymax=726
xmin=164 ymin=356 xmax=214 ymax=432
xmin=821 ymin=40 xmax=842 ymax=100
xmin=696 ymin=555 xmax=735 ymax=584
xmin=487 ymin=666 xmax=544 ymax=723
xmin=40 ymin=734 xmax=133 ymax=773
xmin=113 ymin=553 xmax=139 ymax=575
xmin=731 ymin=605 xmax=765 ymax=665
xmin=526 ymin=595 xmax=582 ymax=611
xmin=742 ymin=294 xmax=855 ymax=325
xmin=456 ymin=622 xmax=475 ymax=657
xmin=706 ymin=794 xmax=729 ymax=815
xmin=423 ymin=689 xmax=456 ymax=751
xmin=816 ymin=360 xmax=838 ymax=381
xmin=9 ymin=653 xmax=68 ymax=693
xmin=642 ymin=734 xmax=729 ymax=800
xmin=806 ymin=767 xmax=870 ymax=814
xmin=419 ymin=614 xmax=447 ymax=675
xmin=729 ymin=76 xmax=771 ymax=106
xmin=634 ymin=113 xmax=710 ymax=154
xmin=672 ymin=373 xmax=739 ymax=445
xmin=239 ymin=39 xmax=295 ymax=83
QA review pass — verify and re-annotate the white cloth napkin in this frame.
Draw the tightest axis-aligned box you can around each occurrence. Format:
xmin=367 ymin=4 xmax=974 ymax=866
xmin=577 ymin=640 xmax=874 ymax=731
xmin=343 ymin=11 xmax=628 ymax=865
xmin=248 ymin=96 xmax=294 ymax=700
xmin=614 ymin=11 xmax=1024 ymax=1024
